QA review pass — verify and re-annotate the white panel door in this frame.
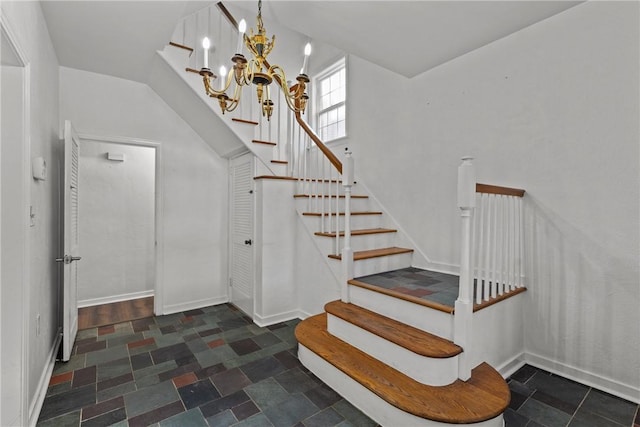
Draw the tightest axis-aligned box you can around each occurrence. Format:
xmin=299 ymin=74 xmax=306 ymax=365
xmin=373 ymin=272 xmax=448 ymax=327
xmin=230 ymin=153 xmax=254 ymax=317
xmin=58 ymin=120 xmax=81 ymax=361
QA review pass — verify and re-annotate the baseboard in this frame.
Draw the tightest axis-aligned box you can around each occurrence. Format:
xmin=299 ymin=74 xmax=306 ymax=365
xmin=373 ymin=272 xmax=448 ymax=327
xmin=78 ymin=290 xmax=154 ymax=308
xmin=28 ymin=329 xmax=62 ymax=427
xmin=298 ymin=310 xmax=314 ymax=320
xmin=524 ymin=351 xmax=640 ymax=404
xmin=496 ymin=352 xmax=526 ymax=380
xmin=161 ymin=296 xmax=228 ymax=316
xmin=253 ymin=310 xmax=300 ymax=327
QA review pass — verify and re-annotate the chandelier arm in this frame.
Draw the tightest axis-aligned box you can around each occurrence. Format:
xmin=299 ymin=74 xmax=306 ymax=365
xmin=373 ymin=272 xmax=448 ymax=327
xmin=269 ymin=66 xmax=307 ymax=112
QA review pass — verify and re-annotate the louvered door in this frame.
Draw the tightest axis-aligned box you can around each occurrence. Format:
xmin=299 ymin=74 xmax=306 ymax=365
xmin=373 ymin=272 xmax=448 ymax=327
xmin=229 ymin=153 xmax=254 ymax=317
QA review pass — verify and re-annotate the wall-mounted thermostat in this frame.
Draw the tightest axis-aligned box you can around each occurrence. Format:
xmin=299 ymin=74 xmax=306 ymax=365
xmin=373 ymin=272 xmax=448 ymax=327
xmin=32 ymin=157 xmax=47 ymax=180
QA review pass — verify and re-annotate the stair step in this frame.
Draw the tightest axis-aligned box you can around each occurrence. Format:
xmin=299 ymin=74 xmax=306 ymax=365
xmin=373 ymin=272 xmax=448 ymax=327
xmin=302 ymin=211 xmax=382 ymax=217
xmin=348 ymin=279 xmax=454 ymax=314
xmin=296 ymin=314 xmax=509 ymax=424
xmin=329 ymin=246 xmax=413 ymax=261
xmin=252 ymin=139 xmax=277 ymax=146
xmin=325 ymin=301 xmax=461 ymax=358
xmin=168 ymin=41 xmax=193 ymax=54
xmin=271 ymin=160 xmax=288 ymax=164
xmin=315 ymin=228 xmax=397 ymax=238
xmin=294 ymin=194 xmax=368 ymax=199
xmin=232 ymin=118 xmax=259 ymax=125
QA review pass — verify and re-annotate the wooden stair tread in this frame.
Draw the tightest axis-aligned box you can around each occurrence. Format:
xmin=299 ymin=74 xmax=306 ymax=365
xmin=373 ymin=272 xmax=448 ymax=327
xmin=325 ymin=301 xmax=461 ymax=358
xmin=168 ymin=41 xmax=194 ymax=54
xmin=296 ymin=314 xmax=510 ymax=423
xmin=232 ymin=118 xmax=259 ymax=125
xmin=348 ymin=279 xmax=454 ymax=314
xmin=252 ymin=139 xmax=277 ymax=146
xmin=329 ymin=246 xmax=413 ymax=261
xmin=303 ymin=211 xmax=382 ymax=217
xmin=315 ymin=228 xmax=397 ymax=238
xmin=271 ymin=160 xmax=288 ymax=164
xmin=294 ymin=194 xmax=368 ymax=199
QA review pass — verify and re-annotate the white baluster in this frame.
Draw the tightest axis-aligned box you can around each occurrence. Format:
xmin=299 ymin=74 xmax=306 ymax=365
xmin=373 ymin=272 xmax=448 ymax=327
xmin=518 ymin=196 xmax=524 ymax=287
xmin=483 ymin=194 xmax=492 ymax=301
xmin=342 ymin=150 xmax=354 ymax=303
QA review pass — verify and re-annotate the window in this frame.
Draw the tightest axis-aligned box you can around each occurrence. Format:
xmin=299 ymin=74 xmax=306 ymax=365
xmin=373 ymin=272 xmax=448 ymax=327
xmin=315 ymin=58 xmax=346 ymax=142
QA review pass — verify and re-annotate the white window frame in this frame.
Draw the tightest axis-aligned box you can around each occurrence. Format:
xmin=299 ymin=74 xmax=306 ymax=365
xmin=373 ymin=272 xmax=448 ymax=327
xmin=313 ymin=57 xmax=346 ymax=143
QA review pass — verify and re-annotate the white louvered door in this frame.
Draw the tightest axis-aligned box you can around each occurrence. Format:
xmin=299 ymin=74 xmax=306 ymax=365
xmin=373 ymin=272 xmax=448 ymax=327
xmin=61 ymin=120 xmax=81 ymax=361
xmin=230 ymin=153 xmax=254 ymax=317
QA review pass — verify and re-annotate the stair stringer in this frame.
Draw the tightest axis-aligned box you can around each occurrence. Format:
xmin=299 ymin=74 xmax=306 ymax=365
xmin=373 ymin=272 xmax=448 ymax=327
xmin=150 ymin=46 xmax=280 ymax=174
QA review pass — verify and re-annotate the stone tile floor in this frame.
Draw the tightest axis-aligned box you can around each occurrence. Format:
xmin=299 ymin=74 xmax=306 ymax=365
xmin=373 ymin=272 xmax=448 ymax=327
xmin=37 ymin=303 xmax=639 ymax=427
xmin=355 ymin=267 xmax=461 ymax=307
xmin=38 ymin=304 xmax=377 ymax=427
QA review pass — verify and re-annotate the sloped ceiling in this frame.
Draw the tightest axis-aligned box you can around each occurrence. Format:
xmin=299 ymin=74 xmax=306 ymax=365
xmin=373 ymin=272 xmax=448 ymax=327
xmin=41 ymin=1 xmax=581 ymax=83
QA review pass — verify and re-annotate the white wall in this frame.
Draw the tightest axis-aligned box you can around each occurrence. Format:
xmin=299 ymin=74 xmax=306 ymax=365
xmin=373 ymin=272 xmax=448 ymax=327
xmin=341 ymin=1 xmax=639 ymax=399
xmin=60 ymin=67 xmax=230 ymax=314
xmin=77 ymin=140 xmax=155 ymax=305
xmin=1 ymin=1 xmax=62 ymax=423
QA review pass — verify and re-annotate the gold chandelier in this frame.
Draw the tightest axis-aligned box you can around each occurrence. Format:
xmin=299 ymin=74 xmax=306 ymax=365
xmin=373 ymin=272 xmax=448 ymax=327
xmin=199 ymin=0 xmax=310 ymax=121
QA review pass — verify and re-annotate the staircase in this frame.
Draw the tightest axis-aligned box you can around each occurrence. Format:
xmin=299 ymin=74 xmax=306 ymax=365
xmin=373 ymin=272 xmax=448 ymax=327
xmin=154 ymin=4 xmax=527 ymax=425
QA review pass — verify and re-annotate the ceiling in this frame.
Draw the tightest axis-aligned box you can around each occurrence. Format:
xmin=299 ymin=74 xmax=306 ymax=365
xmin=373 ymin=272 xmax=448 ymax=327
xmin=41 ymin=0 xmax=581 ymax=82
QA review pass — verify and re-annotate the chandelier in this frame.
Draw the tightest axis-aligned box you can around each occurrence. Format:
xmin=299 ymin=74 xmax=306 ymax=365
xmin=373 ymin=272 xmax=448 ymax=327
xmin=199 ymin=0 xmax=311 ymax=121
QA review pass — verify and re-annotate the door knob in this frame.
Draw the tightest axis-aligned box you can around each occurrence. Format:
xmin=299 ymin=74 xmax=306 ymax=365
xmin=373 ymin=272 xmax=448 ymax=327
xmin=244 ymin=239 xmax=252 ymax=245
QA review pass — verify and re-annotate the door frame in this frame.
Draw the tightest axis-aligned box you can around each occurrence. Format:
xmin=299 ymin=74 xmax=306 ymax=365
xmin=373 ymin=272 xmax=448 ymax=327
xmin=0 ymin=12 xmax=31 ymax=426
xmin=227 ymin=151 xmax=256 ymax=316
xmin=77 ymin=133 xmax=164 ymax=315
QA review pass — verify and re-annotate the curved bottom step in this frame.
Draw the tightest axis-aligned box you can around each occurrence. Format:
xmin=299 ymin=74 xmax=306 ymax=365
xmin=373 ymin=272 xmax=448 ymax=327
xmin=296 ymin=314 xmax=509 ymax=427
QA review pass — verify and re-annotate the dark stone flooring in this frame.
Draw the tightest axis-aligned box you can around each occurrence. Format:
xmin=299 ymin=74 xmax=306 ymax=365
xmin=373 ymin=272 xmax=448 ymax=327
xmin=355 ymin=267 xmax=460 ymax=307
xmin=37 ymin=303 xmax=640 ymax=427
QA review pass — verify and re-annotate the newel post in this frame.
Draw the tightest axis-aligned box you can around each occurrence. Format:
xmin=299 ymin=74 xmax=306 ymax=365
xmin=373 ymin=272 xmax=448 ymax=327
xmin=455 ymin=156 xmax=476 ymax=381
xmin=341 ymin=149 xmax=354 ymax=303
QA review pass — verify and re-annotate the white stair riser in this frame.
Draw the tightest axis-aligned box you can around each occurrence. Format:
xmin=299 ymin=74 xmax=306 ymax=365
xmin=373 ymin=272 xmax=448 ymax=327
xmin=303 ymin=214 xmax=386 ymax=231
xmin=294 ymin=196 xmax=371 ymax=213
xmin=298 ymin=345 xmax=504 ymax=427
xmin=350 ymin=252 xmax=413 ymax=277
xmin=349 ymin=285 xmax=454 ymax=340
xmin=314 ymin=232 xmax=397 ymax=254
xmin=268 ymin=162 xmax=288 ymax=176
xmin=251 ymin=143 xmax=277 ymax=163
xmin=327 ymin=314 xmax=459 ymax=386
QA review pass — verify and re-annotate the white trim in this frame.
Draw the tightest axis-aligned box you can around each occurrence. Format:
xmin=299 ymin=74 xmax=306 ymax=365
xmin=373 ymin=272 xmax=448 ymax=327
xmin=27 ymin=329 xmax=61 ymax=427
xmin=496 ymin=352 xmax=526 ymax=380
xmin=253 ymin=310 xmax=299 ymax=328
xmin=1 ymin=11 xmax=31 ymax=427
xmin=162 ymin=296 xmax=229 ymax=316
xmin=75 ymin=133 xmax=164 ymax=316
xmin=77 ymin=290 xmax=155 ymax=308
xmin=524 ymin=351 xmax=640 ymax=405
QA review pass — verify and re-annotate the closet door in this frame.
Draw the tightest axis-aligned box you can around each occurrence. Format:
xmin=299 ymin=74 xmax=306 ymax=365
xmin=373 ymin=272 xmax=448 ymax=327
xmin=229 ymin=153 xmax=254 ymax=317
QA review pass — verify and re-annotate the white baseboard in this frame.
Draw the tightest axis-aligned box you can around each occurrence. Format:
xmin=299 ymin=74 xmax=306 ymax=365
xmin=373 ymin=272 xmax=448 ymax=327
xmin=524 ymin=351 xmax=640 ymax=404
xmin=496 ymin=352 xmax=526 ymax=380
xmin=78 ymin=290 xmax=154 ymax=308
xmin=253 ymin=310 xmax=300 ymax=327
xmin=161 ymin=296 xmax=228 ymax=316
xmin=28 ymin=329 xmax=62 ymax=427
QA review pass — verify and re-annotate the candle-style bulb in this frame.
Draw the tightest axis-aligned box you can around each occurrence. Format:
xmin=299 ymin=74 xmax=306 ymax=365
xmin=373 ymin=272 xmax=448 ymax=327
xmin=236 ymin=19 xmax=247 ymax=54
xmin=202 ymin=37 xmax=210 ymax=69
xmin=219 ymin=65 xmax=227 ymax=91
xmin=300 ymin=43 xmax=312 ymax=75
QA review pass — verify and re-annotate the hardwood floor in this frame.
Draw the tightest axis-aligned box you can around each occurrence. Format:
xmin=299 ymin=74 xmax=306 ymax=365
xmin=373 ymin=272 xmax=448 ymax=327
xmin=78 ymin=297 xmax=154 ymax=330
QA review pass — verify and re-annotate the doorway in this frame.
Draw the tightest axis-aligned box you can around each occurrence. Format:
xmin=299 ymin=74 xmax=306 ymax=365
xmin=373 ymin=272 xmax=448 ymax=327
xmin=76 ymin=137 xmax=158 ymax=312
